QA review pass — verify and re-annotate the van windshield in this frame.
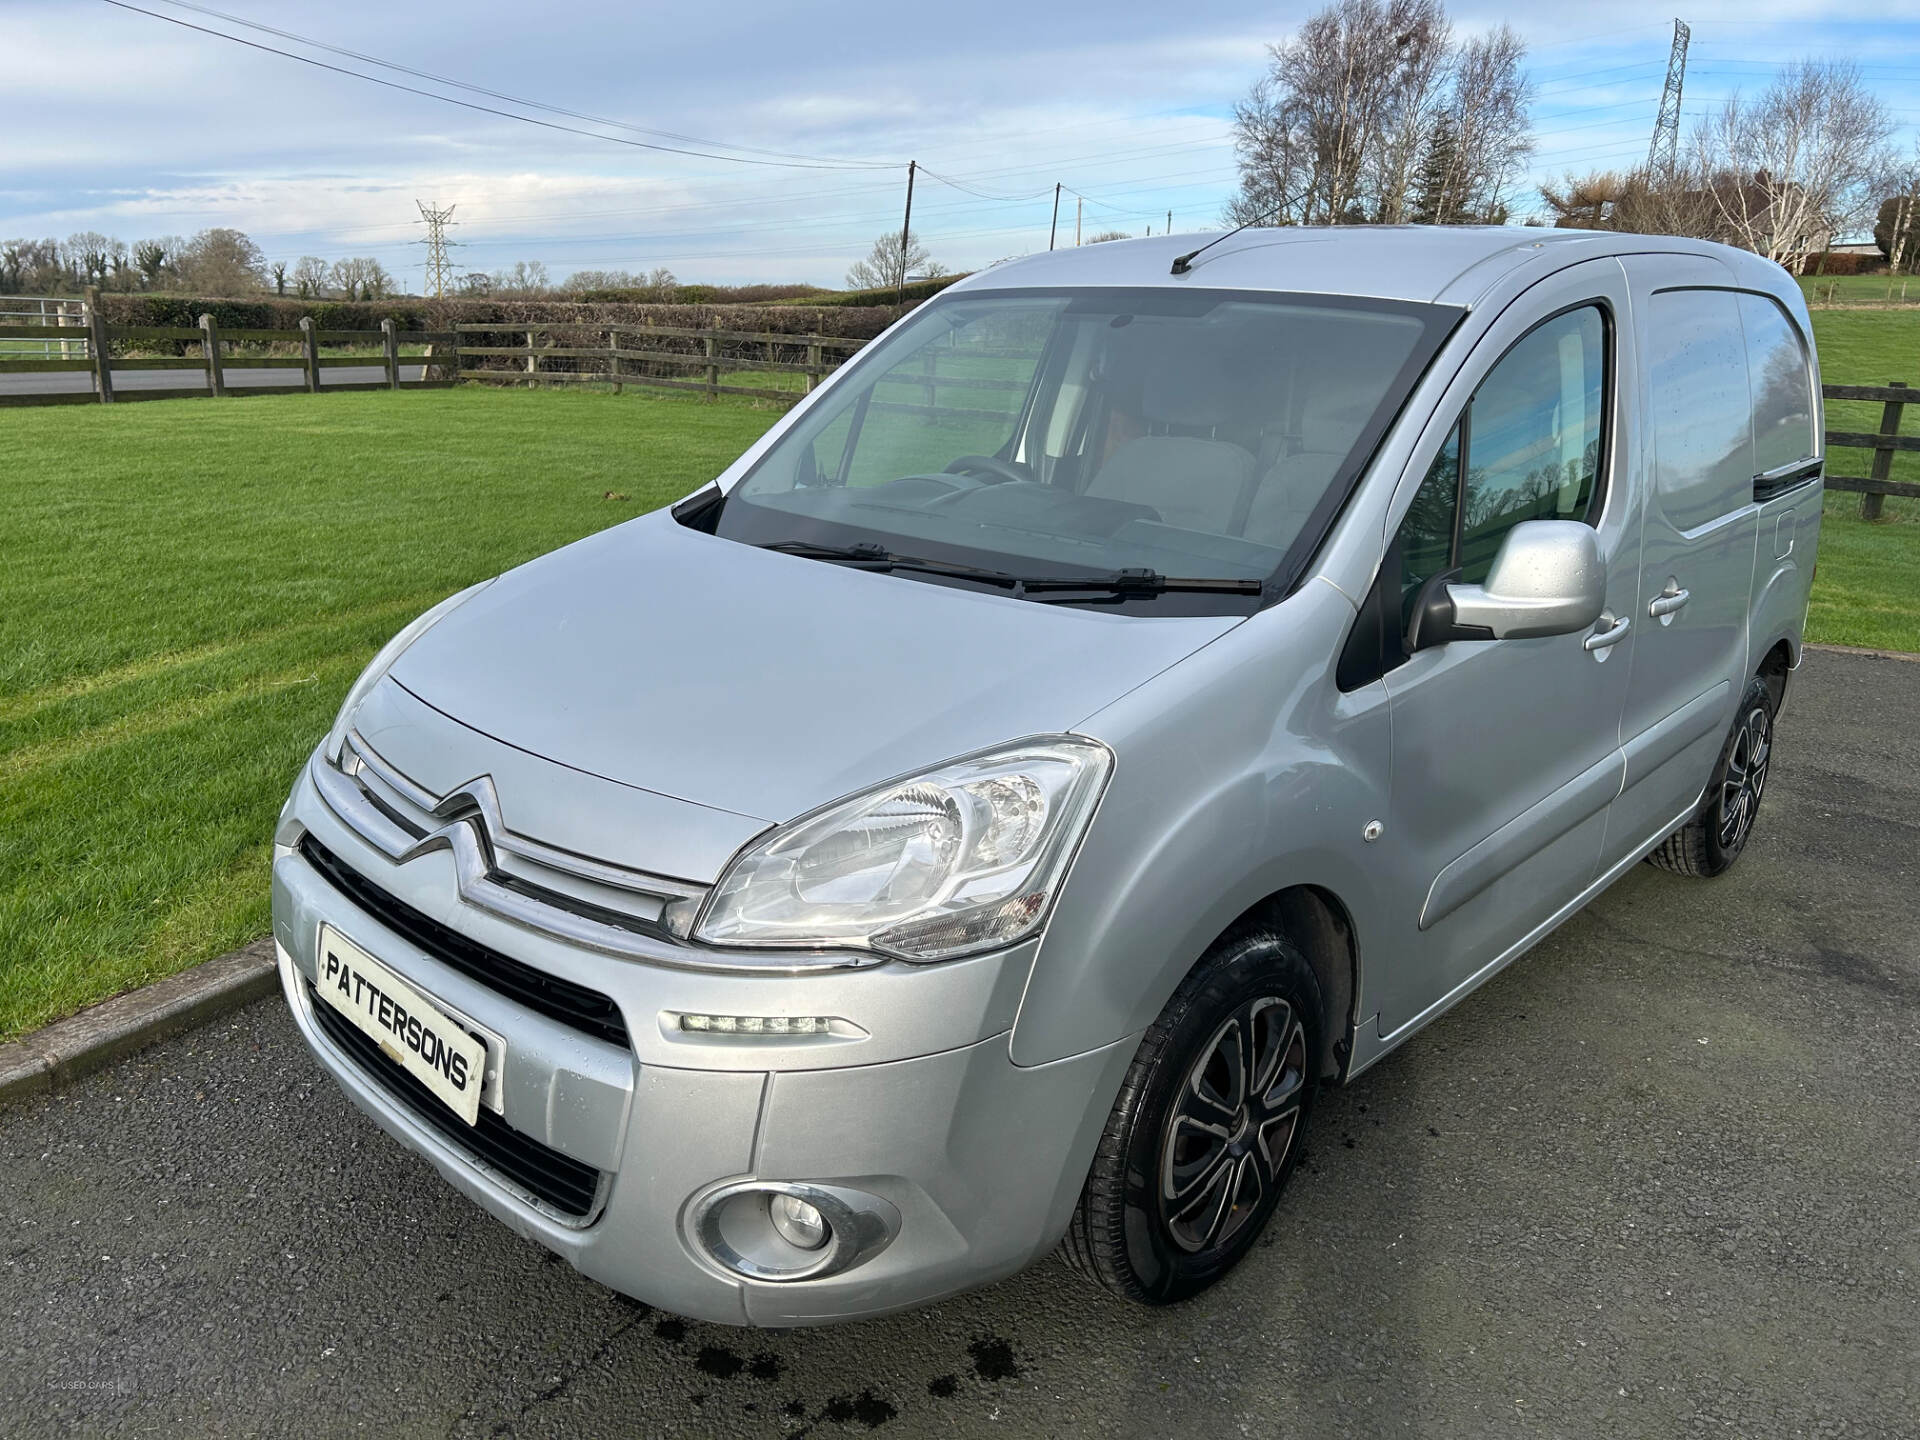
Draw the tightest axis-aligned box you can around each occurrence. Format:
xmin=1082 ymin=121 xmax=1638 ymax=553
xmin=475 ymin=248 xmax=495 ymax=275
xmin=711 ymin=287 xmax=1457 ymax=613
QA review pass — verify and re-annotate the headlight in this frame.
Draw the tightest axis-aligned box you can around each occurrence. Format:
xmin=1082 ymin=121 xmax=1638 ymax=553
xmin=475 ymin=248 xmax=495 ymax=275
xmin=324 ymin=580 xmax=493 ymax=763
xmin=694 ymin=737 xmax=1112 ymax=961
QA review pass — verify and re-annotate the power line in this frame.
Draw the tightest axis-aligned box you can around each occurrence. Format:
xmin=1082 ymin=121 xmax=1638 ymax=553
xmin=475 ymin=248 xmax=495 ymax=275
xmin=96 ymin=0 xmax=896 ymax=170
xmin=142 ymin=0 xmax=896 ymax=171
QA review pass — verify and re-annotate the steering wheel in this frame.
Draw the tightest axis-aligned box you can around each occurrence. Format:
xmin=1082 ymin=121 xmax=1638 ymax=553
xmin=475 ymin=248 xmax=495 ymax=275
xmin=944 ymin=454 xmax=1033 ymax=486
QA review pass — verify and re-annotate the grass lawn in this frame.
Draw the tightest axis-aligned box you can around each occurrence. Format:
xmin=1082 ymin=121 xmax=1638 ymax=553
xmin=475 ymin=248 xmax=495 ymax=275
xmin=1798 ymin=273 xmax=1920 ymax=306
xmin=1806 ymin=309 xmax=1920 ymax=651
xmin=0 ymin=387 xmax=780 ymax=1040
xmin=4 ymin=307 xmax=1918 ymax=1040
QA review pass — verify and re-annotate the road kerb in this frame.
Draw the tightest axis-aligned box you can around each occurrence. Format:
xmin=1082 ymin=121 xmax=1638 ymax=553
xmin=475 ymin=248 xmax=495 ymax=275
xmin=0 ymin=938 xmax=278 ymax=1105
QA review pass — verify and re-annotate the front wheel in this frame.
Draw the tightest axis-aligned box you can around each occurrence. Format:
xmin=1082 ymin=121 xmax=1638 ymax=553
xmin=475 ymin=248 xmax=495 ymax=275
xmin=1647 ymin=673 xmax=1775 ymax=878
xmin=1064 ymin=929 xmax=1322 ymax=1305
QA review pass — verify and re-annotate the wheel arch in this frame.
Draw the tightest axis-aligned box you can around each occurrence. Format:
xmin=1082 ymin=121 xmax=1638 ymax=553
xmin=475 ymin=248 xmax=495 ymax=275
xmin=1209 ymin=883 xmax=1360 ymax=1081
xmin=1757 ymin=634 xmax=1795 ymax=713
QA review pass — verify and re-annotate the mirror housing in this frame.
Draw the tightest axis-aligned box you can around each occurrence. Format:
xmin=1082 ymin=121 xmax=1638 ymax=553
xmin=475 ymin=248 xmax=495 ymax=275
xmin=1408 ymin=520 xmax=1607 ymax=649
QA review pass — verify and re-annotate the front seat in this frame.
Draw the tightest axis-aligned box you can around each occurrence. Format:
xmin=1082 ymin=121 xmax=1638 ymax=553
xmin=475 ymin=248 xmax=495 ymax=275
xmin=1084 ymin=364 xmax=1256 ymax=535
xmin=1240 ymin=414 xmax=1353 ymax=553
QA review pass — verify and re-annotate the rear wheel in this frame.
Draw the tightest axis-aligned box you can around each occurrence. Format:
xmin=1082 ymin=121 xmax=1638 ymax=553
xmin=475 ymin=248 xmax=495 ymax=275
xmin=1065 ymin=929 xmax=1321 ymax=1305
xmin=1647 ymin=674 xmax=1775 ymax=878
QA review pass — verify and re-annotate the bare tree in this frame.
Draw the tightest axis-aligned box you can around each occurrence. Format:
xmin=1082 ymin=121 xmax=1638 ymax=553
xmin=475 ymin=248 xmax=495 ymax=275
xmin=489 ymin=260 xmax=551 ymax=297
xmin=1228 ymin=1 xmax=1526 ymax=228
xmin=1871 ymin=139 xmax=1920 ymax=273
xmin=176 ymin=228 xmax=267 ymax=295
xmin=1441 ymin=27 xmax=1533 ymax=224
xmin=560 ymin=266 xmax=678 ymax=297
xmin=292 ymin=255 xmax=330 ymax=298
xmin=271 ymin=261 xmax=287 ymax=296
xmin=846 ymin=230 xmax=944 ymax=290
xmin=1693 ymin=59 xmax=1894 ymax=271
xmin=1368 ymin=1 xmax=1453 ymax=224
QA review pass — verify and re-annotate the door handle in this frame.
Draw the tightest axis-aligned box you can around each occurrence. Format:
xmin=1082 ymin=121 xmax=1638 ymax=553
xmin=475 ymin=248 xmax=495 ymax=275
xmin=1649 ymin=580 xmax=1690 ymax=623
xmin=1583 ymin=614 xmax=1631 ymax=653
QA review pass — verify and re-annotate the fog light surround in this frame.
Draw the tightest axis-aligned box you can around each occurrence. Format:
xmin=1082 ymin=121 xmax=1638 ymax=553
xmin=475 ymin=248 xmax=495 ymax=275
xmin=685 ymin=1180 xmax=900 ymax=1283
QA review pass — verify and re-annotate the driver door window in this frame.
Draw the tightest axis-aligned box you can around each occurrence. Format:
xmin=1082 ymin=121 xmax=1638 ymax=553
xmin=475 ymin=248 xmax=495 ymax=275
xmin=1394 ymin=305 xmax=1607 ymax=608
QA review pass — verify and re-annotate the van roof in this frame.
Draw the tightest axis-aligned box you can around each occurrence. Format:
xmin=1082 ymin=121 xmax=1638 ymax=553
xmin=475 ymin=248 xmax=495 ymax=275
xmin=959 ymin=225 xmax=1739 ymax=308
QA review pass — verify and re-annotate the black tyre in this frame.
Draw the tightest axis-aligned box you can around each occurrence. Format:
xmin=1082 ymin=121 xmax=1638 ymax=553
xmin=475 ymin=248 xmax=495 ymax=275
xmin=1646 ymin=674 xmax=1775 ymax=878
xmin=1065 ymin=929 xmax=1321 ymax=1305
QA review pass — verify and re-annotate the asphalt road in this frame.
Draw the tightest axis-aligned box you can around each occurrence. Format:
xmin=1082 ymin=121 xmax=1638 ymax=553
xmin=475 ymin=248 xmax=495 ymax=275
xmin=4 ymin=650 xmax=1917 ymax=1439
xmin=0 ymin=365 xmax=428 ymax=395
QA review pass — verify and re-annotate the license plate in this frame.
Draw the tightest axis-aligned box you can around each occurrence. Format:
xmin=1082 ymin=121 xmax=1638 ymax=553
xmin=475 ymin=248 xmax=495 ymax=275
xmin=314 ymin=925 xmax=489 ymax=1126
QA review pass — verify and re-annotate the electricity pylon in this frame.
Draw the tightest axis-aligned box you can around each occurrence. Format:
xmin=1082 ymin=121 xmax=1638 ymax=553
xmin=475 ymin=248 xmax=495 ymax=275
xmin=1646 ymin=20 xmax=1690 ymax=179
xmin=417 ymin=201 xmax=458 ymax=299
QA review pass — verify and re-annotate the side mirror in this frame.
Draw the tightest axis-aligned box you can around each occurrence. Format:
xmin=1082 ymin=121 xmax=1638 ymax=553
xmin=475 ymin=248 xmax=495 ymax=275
xmin=1408 ymin=520 xmax=1607 ymax=650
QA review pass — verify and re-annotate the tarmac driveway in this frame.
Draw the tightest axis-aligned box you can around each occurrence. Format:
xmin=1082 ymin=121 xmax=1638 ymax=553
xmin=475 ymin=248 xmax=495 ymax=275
xmin=2 ymin=649 xmax=1916 ymax=1438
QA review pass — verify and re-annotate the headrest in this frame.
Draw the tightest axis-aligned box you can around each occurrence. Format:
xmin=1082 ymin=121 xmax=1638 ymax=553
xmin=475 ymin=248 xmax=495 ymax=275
xmin=1141 ymin=350 xmax=1241 ymax=429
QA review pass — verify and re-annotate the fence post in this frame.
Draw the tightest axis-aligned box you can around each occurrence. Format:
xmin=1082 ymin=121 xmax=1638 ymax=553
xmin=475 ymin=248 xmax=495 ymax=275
xmin=1862 ymin=380 xmax=1908 ymax=521
xmin=380 ymin=318 xmax=400 ymax=389
xmin=84 ymin=286 xmax=114 ymax=404
xmin=805 ymin=340 xmax=822 ymax=394
xmin=198 ymin=313 xmax=225 ymax=397
xmin=525 ymin=328 xmax=536 ymax=386
xmin=607 ymin=330 xmax=621 ymax=393
xmin=299 ymin=317 xmax=320 ymax=392
xmin=704 ymin=318 xmax=719 ymax=401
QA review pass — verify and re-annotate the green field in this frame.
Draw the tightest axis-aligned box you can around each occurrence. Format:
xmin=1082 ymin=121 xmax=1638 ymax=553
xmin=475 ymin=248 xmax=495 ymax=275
xmin=0 ymin=388 xmax=778 ymax=1040
xmin=1799 ymin=273 xmax=1920 ymax=307
xmin=1806 ymin=309 xmax=1920 ymax=649
xmin=2 ymin=306 xmax=1916 ymax=1040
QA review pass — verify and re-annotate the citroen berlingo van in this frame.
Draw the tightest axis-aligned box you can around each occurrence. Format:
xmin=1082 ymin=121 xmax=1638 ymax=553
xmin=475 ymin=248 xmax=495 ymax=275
xmin=272 ymin=227 xmax=1822 ymax=1325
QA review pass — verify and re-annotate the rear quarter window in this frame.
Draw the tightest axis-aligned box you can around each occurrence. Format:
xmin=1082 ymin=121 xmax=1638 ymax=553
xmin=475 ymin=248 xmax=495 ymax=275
xmin=1737 ymin=293 xmax=1816 ymax=475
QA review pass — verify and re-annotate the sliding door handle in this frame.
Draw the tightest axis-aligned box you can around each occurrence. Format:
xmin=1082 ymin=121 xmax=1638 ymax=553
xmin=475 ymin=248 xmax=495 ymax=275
xmin=1649 ymin=580 xmax=1690 ymax=624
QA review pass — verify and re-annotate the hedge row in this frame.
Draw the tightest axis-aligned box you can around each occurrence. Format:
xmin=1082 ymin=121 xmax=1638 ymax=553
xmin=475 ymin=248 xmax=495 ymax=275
xmin=1798 ymin=252 xmax=1883 ymax=276
xmin=772 ymin=274 xmax=969 ymax=308
xmin=94 ymin=292 xmax=907 ymax=341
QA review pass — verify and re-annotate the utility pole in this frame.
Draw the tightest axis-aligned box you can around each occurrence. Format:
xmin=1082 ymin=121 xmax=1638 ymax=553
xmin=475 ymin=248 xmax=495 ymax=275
xmin=897 ymin=160 xmax=916 ymax=301
xmin=1050 ymin=183 xmax=1062 ymax=251
xmin=1167 ymin=209 xmax=1173 ymax=234
xmin=1075 ymin=195 xmax=1082 ymax=246
xmin=417 ymin=200 xmax=458 ymax=299
xmin=1646 ymin=19 xmax=1690 ymax=179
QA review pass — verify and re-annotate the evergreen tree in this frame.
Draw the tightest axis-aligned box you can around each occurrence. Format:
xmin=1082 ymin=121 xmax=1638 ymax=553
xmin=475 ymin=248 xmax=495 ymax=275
xmin=1411 ymin=118 xmax=1459 ymax=225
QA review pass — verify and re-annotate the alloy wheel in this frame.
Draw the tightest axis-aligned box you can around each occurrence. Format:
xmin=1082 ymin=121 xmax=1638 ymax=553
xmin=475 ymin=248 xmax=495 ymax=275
xmin=1159 ymin=996 xmax=1308 ymax=1253
xmin=1717 ymin=703 xmax=1771 ymax=851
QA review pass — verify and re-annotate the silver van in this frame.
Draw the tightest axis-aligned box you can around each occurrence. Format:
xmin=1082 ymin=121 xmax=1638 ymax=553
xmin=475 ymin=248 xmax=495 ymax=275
xmin=271 ymin=227 xmax=1822 ymax=1325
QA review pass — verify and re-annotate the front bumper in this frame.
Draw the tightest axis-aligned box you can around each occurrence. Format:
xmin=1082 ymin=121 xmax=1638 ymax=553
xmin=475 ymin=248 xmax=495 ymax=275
xmin=272 ymin=764 xmax=1134 ymax=1326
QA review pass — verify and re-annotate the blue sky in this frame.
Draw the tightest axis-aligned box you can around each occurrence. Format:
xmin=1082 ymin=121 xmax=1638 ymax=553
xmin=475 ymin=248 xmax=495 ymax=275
xmin=4 ymin=0 xmax=1918 ymax=290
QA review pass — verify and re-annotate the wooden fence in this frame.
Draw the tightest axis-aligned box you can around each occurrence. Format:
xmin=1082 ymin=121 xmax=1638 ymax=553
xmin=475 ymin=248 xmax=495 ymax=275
xmin=0 ymin=289 xmax=456 ymax=407
xmin=2 ymin=294 xmax=1915 ymax=524
xmin=453 ymin=321 xmax=865 ymax=403
xmin=1822 ymin=381 xmax=1917 ymax=519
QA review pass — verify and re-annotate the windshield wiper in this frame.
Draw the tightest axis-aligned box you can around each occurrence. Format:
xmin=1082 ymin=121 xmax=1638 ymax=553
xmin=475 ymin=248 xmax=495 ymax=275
xmin=1001 ymin=568 xmax=1264 ymax=597
xmin=757 ymin=539 xmax=1013 ymax=581
xmin=758 ymin=542 xmax=1262 ymax=598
